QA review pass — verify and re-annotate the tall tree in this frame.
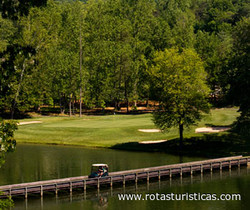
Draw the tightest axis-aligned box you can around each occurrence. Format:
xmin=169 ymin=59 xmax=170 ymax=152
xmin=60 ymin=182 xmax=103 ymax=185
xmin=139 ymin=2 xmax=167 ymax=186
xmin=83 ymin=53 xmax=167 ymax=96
xmin=229 ymin=18 xmax=250 ymax=135
xmin=150 ymin=48 xmax=210 ymax=148
xmin=128 ymin=0 xmax=157 ymax=109
xmin=195 ymin=30 xmax=232 ymax=101
xmin=0 ymin=15 xmax=16 ymax=113
xmin=10 ymin=0 xmax=62 ymax=117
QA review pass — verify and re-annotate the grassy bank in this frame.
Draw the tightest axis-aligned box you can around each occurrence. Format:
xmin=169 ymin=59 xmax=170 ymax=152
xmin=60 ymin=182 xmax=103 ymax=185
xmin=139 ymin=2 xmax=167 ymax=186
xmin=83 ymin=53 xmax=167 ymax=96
xmin=15 ymin=108 xmax=239 ymax=149
xmin=112 ymin=132 xmax=250 ymax=158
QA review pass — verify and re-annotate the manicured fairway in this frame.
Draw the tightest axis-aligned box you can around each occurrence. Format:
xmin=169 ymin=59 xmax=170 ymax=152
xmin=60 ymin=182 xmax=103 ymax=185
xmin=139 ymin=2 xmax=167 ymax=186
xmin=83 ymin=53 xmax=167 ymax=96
xmin=15 ymin=107 xmax=239 ymax=148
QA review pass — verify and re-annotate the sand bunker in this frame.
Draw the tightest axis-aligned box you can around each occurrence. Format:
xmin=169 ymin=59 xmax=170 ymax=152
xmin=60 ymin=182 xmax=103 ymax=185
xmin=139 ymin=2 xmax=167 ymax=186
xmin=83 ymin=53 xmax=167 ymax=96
xmin=195 ymin=127 xmax=230 ymax=133
xmin=18 ymin=121 xmax=42 ymax=125
xmin=138 ymin=129 xmax=161 ymax=133
xmin=139 ymin=140 xmax=168 ymax=144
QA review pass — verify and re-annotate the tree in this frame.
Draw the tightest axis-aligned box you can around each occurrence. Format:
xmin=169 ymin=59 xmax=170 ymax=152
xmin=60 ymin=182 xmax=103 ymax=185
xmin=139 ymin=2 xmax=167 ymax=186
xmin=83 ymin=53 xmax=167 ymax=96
xmin=127 ymin=0 xmax=158 ymax=110
xmin=0 ymin=120 xmax=17 ymax=166
xmin=51 ymin=0 xmax=85 ymax=116
xmin=150 ymin=48 xmax=210 ymax=148
xmin=1 ymin=0 xmax=249 ymax=116
xmin=7 ymin=1 xmax=61 ymax=117
xmin=155 ymin=0 xmax=192 ymax=28
xmin=0 ymin=0 xmax=47 ymax=20
xmin=0 ymin=120 xmax=17 ymax=208
xmin=0 ymin=15 xmax=15 ymax=53
xmin=229 ymin=18 xmax=250 ymax=136
xmin=194 ymin=30 xmax=232 ymax=102
xmin=0 ymin=15 xmax=16 ymax=113
xmin=172 ymin=10 xmax=196 ymax=49
xmin=0 ymin=193 xmax=13 ymax=210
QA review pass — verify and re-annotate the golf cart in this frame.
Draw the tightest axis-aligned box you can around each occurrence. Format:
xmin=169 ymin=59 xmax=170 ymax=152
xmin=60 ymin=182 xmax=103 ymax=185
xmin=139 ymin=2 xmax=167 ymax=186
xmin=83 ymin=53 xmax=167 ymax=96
xmin=88 ymin=164 xmax=109 ymax=178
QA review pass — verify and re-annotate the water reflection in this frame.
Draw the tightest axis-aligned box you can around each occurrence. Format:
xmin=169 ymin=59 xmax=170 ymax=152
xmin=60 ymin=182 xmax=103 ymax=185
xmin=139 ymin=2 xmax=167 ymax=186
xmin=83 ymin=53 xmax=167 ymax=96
xmin=0 ymin=144 xmax=204 ymax=185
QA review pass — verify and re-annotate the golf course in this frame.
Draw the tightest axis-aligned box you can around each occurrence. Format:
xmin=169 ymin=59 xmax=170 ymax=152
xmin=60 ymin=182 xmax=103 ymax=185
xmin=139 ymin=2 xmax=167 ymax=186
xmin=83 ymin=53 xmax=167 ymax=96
xmin=15 ymin=107 xmax=239 ymax=148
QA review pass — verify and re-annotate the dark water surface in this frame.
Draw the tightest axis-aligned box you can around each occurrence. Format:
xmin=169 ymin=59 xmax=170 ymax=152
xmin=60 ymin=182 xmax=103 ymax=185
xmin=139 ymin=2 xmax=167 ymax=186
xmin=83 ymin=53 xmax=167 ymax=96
xmin=0 ymin=144 xmax=249 ymax=210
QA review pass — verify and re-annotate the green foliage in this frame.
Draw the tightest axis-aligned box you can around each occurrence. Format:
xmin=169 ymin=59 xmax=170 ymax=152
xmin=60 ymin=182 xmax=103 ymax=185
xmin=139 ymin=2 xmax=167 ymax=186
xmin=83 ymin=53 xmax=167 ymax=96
xmin=0 ymin=121 xmax=17 ymax=209
xmin=192 ymin=0 xmax=249 ymax=102
xmin=0 ymin=121 xmax=17 ymax=155
xmin=83 ymin=0 xmax=159 ymax=109
xmin=194 ymin=0 xmax=236 ymax=33
xmin=0 ymin=0 xmax=47 ymax=20
xmin=150 ymin=48 xmax=210 ymax=143
xmin=233 ymin=112 xmax=250 ymax=137
xmin=194 ymin=30 xmax=233 ymax=95
xmin=172 ymin=10 xmax=196 ymax=49
xmin=0 ymin=192 xmax=14 ymax=210
xmin=229 ymin=17 xmax=250 ymax=135
xmin=0 ymin=15 xmax=15 ymax=53
xmin=0 ymin=0 xmax=249 ymax=132
xmin=229 ymin=17 xmax=250 ymax=111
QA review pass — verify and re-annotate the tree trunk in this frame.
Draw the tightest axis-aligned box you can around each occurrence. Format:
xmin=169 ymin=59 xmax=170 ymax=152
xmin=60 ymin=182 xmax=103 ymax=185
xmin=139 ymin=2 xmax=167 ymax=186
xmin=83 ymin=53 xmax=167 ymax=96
xmin=69 ymin=94 xmax=72 ymax=117
xmin=79 ymin=87 xmax=82 ymax=117
xmin=115 ymin=99 xmax=120 ymax=111
xmin=34 ymin=105 xmax=40 ymax=113
xmin=72 ymin=96 xmax=75 ymax=115
xmin=126 ymin=99 xmax=129 ymax=113
xmin=134 ymin=100 xmax=137 ymax=108
xmin=179 ymin=123 xmax=184 ymax=150
xmin=125 ymin=80 xmax=129 ymax=113
xmin=60 ymin=94 xmax=63 ymax=114
xmin=11 ymin=60 xmax=26 ymax=119
xmin=79 ymin=18 xmax=83 ymax=117
xmin=115 ymin=100 xmax=117 ymax=111
xmin=115 ymin=100 xmax=121 ymax=111
xmin=61 ymin=93 xmax=65 ymax=115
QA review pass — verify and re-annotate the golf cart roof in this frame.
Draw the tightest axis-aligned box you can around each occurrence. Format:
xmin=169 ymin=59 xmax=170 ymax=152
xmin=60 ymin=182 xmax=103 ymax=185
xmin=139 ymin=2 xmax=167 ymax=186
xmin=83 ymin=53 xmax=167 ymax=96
xmin=92 ymin=163 xmax=108 ymax=167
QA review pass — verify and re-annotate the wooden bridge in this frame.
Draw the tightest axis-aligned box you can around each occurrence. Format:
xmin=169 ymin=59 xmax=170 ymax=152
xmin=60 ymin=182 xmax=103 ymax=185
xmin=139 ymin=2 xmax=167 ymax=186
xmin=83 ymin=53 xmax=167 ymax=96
xmin=0 ymin=155 xmax=249 ymax=199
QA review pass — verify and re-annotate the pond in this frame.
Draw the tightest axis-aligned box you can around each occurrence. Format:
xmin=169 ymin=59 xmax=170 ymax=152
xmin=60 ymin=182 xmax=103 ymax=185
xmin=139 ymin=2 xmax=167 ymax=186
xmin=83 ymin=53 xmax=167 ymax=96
xmin=0 ymin=144 xmax=249 ymax=210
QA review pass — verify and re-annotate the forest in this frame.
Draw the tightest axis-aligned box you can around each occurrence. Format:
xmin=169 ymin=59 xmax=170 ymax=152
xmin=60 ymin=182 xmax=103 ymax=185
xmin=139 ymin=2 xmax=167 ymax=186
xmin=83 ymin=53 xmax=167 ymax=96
xmin=0 ymin=0 xmax=249 ymax=133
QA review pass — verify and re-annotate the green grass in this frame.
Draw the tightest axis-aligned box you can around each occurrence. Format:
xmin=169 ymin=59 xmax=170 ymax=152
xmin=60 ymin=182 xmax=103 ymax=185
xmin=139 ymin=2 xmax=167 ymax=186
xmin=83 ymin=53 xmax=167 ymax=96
xmin=15 ymin=107 xmax=240 ymax=148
